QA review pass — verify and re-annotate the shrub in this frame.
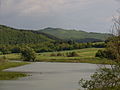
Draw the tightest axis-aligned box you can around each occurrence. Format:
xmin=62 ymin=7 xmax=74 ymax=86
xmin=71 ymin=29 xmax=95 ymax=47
xmin=3 ymin=50 xmax=11 ymax=54
xmin=95 ymin=50 xmax=116 ymax=60
xmin=0 ymin=55 xmax=7 ymax=64
xmin=95 ymin=50 xmax=105 ymax=58
xmin=50 ymin=52 xmax=64 ymax=56
xmin=0 ymin=52 xmax=3 ymax=55
xmin=79 ymin=63 xmax=120 ymax=90
xmin=50 ymin=53 xmax=57 ymax=56
xmin=57 ymin=53 xmax=64 ymax=56
xmin=66 ymin=52 xmax=79 ymax=57
xmin=11 ymin=47 xmax=21 ymax=53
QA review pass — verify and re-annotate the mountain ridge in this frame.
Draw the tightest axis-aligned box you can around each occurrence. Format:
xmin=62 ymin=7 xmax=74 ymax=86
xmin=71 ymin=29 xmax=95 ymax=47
xmin=39 ymin=27 xmax=111 ymax=41
xmin=0 ymin=25 xmax=111 ymax=44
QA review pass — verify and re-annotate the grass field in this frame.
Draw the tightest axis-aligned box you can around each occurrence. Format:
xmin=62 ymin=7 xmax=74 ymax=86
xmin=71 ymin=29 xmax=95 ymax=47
xmin=36 ymin=48 xmax=114 ymax=64
xmin=0 ymin=60 xmax=29 ymax=80
xmin=0 ymin=53 xmax=21 ymax=60
xmin=0 ymin=48 xmax=114 ymax=64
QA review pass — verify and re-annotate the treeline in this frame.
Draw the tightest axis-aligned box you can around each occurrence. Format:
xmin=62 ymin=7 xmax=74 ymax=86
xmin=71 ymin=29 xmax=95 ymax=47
xmin=75 ymin=38 xmax=103 ymax=43
xmin=0 ymin=41 xmax=105 ymax=54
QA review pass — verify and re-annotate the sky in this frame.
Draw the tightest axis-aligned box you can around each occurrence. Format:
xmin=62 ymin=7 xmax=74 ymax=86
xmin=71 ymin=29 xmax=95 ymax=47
xmin=0 ymin=0 xmax=120 ymax=33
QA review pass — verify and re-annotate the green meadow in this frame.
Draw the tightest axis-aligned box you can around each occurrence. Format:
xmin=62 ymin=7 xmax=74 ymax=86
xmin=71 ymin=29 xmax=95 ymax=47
xmin=1 ymin=48 xmax=114 ymax=64
xmin=0 ymin=60 xmax=29 ymax=80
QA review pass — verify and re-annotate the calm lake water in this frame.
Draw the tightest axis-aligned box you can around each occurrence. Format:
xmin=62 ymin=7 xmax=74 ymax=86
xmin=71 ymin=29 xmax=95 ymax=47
xmin=0 ymin=62 xmax=99 ymax=90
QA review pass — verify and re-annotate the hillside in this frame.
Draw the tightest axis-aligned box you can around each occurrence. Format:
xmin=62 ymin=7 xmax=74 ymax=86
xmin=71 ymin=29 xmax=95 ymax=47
xmin=0 ymin=25 xmax=111 ymax=44
xmin=0 ymin=25 xmax=58 ymax=44
xmin=39 ymin=27 xmax=111 ymax=42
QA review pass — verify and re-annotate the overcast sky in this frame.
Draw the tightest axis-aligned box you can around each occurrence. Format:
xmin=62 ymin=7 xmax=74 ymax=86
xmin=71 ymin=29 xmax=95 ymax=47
xmin=0 ymin=0 xmax=119 ymax=33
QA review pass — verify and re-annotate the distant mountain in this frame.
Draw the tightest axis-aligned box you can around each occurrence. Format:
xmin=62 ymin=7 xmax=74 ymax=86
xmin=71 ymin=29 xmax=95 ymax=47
xmin=0 ymin=25 xmax=111 ymax=44
xmin=0 ymin=25 xmax=59 ymax=44
xmin=39 ymin=27 xmax=111 ymax=42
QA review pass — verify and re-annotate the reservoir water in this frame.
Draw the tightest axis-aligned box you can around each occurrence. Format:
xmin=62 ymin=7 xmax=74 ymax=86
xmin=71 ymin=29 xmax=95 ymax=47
xmin=0 ymin=62 xmax=99 ymax=90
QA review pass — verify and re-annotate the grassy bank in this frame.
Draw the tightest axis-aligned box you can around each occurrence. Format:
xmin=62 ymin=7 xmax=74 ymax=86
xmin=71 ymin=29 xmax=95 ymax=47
xmin=0 ymin=61 xmax=29 ymax=80
xmin=0 ymin=48 xmax=115 ymax=64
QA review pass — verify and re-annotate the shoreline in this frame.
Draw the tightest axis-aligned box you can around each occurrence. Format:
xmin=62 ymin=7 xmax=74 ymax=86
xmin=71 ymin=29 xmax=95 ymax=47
xmin=0 ymin=61 xmax=30 ymax=80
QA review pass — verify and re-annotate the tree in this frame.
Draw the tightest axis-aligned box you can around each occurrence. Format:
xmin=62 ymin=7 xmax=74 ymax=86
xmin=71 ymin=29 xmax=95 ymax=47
xmin=20 ymin=46 xmax=36 ymax=62
xmin=79 ymin=13 xmax=120 ymax=90
xmin=95 ymin=13 xmax=120 ymax=61
xmin=106 ymin=15 xmax=120 ymax=62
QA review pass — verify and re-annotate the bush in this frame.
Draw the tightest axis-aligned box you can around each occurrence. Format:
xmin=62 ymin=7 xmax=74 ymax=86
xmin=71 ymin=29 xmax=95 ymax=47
xmin=57 ymin=53 xmax=64 ymax=56
xmin=50 ymin=52 xmax=64 ymax=56
xmin=2 ymin=50 xmax=11 ymax=54
xmin=20 ymin=46 xmax=36 ymax=62
xmin=50 ymin=53 xmax=57 ymax=56
xmin=11 ymin=47 xmax=21 ymax=53
xmin=0 ymin=56 xmax=7 ymax=64
xmin=95 ymin=50 xmax=116 ymax=60
xmin=95 ymin=50 xmax=105 ymax=58
xmin=66 ymin=52 xmax=79 ymax=57
xmin=0 ymin=52 xmax=3 ymax=55
xmin=79 ymin=63 xmax=120 ymax=90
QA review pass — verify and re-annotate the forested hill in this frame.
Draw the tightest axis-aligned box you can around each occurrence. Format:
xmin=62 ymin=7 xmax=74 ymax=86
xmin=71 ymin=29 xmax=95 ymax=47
xmin=0 ymin=25 xmax=59 ymax=44
xmin=39 ymin=27 xmax=111 ymax=42
xmin=0 ymin=25 xmax=111 ymax=44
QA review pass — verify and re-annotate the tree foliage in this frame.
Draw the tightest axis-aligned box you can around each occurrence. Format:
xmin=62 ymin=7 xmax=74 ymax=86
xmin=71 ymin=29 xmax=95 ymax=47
xmin=80 ymin=13 xmax=120 ymax=90
xmin=0 ymin=25 xmax=54 ymax=44
xmin=95 ymin=50 xmax=116 ymax=60
xmin=79 ymin=63 xmax=120 ymax=90
xmin=66 ymin=52 xmax=79 ymax=57
xmin=0 ymin=42 xmax=105 ymax=55
xmin=20 ymin=46 xmax=36 ymax=62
